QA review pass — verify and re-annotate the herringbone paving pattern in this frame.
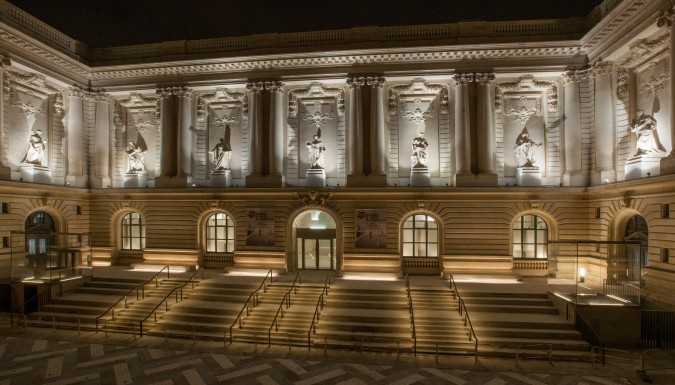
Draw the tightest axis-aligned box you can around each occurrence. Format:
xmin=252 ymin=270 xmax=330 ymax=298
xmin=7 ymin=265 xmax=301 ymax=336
xmin=0 ymin=334 xmax=637 ymax=385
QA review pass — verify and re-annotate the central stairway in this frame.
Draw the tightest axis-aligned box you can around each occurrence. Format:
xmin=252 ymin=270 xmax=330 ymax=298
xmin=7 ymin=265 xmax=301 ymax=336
xmin=313 ymin=279 xmax=412 ymax=353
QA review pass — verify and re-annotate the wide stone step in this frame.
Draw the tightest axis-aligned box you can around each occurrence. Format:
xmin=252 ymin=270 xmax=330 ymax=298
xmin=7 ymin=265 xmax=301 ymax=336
xmin=39 ymin=304 xmax=107 ymax=315
xmin=464 ymin=298 xmax=553 ymax=306
xmin=461 ymin=292 xmax=548 ymax=299
xmin=477 ymin=337 xmax=590 ymax=352
xmin=467 ymin=305 xmax=559 ymax=314
xmin=316 ymin=321 xmax=411 ymax=334
xmin=474 ymin=327 xmax=581 ymax=340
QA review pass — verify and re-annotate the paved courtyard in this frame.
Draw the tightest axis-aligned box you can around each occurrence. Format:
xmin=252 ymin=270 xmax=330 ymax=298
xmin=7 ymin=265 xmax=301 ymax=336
xmin=1 ymin=327 xmax=668 ymax=385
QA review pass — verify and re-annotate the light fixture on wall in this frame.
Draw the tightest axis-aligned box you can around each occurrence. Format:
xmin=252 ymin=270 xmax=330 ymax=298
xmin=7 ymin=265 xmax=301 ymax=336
xmin=579 ymin=267 xmax=586 ymax=283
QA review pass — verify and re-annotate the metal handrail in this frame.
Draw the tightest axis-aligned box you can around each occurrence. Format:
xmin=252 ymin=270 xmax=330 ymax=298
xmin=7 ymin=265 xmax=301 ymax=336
xmin=95 ymin=265 xmax=170 ymax=332
xmin=268 ymin=272 xmax=301 ymax=346
xmin=138 ymin=267 xmax=202 ymax=337
xmin=228 ymin=270 xmax=273 ymax=343
xmin=405 ymin=274 xmax=417 ymax=355
xmin=307 ymin=272 xmax=332 ymax=349
xmin=0 ymin=312 xmax=28 ymax=331
xmin=448 ymin=274 xmax=479 ymax=363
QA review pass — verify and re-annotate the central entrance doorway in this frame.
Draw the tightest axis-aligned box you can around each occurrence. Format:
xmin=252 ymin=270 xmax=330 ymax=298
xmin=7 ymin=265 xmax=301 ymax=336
xmin=293 ymin=210 xmax=336 ymax=270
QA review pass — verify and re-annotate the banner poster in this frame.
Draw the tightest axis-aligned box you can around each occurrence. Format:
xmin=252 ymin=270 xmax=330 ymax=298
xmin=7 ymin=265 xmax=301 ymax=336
xmin=246 ymin=208 xmax=275 ymax=246
xmin=355 ymin=209 xmax=387 ymax=248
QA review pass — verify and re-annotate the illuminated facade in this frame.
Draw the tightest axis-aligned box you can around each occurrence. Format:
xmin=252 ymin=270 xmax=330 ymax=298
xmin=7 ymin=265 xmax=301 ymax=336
xmin=0 ymin=0 xmax=674 ymax=310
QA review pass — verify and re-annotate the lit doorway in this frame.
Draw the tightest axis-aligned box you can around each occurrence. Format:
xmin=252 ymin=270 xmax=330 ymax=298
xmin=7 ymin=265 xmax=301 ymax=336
xmin=293 ymin=210 xmax=336 ymax=270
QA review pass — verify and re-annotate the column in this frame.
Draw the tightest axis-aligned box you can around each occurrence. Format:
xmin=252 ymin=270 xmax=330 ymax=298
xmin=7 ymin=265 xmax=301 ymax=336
xmin=66 ymin=87 xmax=85 ymax=186
xmin=562 ymin=71 xmax=587 ymax=186
xmin=92 ymin=92 xmax=111 ymax=188
xmin=475 ymin=73 xmax=498 ymax=186
xmin=245 ymin=82 xmax=265 ymax=186
xmin=266 ymin=81 xmax=285 ymax=186
xmin=590 ymin=62 xmax=616 ymax=184
xmin=157 ymin=87 xmax=178 ymax=179
xmin=176 ymin=87 xmax=194 ymax=180
xmin=346 ymin=77 xmax=365 ymax=185
xmin=658 ymin=7 xmax=675 ymax=174
xmin=454 ymin=73 xmax=473 ymax=186
xmin=0 ymin=56 xmax=11 ymax=179
xmin=367 ymin=76 xmax=387 ymax=184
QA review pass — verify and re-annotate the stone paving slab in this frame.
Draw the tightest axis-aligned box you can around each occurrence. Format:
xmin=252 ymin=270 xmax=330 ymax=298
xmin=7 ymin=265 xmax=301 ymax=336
xmin=0 ymin=326 xmax=664 ymax=385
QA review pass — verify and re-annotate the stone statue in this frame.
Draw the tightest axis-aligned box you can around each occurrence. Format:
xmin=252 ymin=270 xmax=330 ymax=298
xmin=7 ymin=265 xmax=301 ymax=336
xmin=210 ymin=137 xmax=232 ymax=172
xmin=126 ymin=140 xmax=147 ymax=173
xmin=411 ymin=132 xmax=429 ymax=168
xmin=631 ymin=110 xmax=666 ymax=156
xmin=306 ymin=132 xmax=326 ymax=169
xmin=514 ymin=128 xmax=542 ymax=167
xmin=22 ymin=129 xmax=47 ymax=165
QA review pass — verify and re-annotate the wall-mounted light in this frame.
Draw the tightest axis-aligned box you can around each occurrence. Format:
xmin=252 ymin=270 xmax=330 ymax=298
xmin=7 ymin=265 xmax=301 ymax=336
xmin=579 ymin=267 xmax=586 ymax=283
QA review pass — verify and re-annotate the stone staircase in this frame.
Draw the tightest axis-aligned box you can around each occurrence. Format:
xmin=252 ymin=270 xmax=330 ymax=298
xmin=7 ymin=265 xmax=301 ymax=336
xmin=460 ymin=290 xmax=590 ymax=359
xmin=27 ymin=275 xmax=148 ymax=330
xmin=313 ymin=279 xmax=413 ymax=352
xmin=100 ymin=277 xmax=194 ymax=335
xmin=148 ymin=275 xmax=262 ymax=339
xmin=409 ymin=285 xmax=476 ymax=355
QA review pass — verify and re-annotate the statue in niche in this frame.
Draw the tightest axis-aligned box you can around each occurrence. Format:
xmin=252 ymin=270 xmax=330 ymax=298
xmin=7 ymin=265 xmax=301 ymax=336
xmin=411 ymin=131 xmax=429 ymax=169
xmin=631 ymin=110 xmax=666 ymax=156
xmin=210 ymin=123 xmax=233 ymax=172
xmin=22 ymin=129 xmax=47 ymax=166
xmin=514 ymin=127 xmax=542 ymax=168
xmin=126 ymin=136 xmax=147 ymax=173
xmin=306 ymin=129 xmax=326 ymax=169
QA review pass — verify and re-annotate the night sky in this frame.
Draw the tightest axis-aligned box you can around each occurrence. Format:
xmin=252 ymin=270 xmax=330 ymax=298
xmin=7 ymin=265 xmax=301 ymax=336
xmin=8 ymin=0 xmax=605 ymax=47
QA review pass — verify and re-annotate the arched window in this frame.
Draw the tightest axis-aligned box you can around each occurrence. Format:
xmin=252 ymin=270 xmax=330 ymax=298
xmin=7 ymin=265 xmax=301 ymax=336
xmin=402 ymin=214 xmax=438 ymax=258
xmin=513 ymin=214 xmax=548 ymax=259
xmin=205 ymin=212 xmax=235 ymax=253
xmin=121 ymin=212 xmax=145 ymax=250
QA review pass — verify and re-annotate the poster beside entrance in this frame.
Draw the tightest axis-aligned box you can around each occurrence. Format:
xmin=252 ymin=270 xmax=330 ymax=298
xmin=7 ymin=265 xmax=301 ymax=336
xmin=355 ymin=209 xmax=387 ymax=248
xmin=246 ymin=208 xmax=275 ymax=246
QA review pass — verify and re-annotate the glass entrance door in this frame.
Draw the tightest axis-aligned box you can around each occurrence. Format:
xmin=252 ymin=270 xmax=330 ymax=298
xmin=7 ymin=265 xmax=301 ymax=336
xmin=298 ymin=238 xmax=334 ymax=270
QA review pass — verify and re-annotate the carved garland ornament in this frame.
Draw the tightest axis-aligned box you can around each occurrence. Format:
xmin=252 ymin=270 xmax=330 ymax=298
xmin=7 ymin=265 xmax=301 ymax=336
xmin=288 ymin=82 xmax=345 ymax=118
xmin=115 ymin=92 xmax=161 ymax=127
xmin=297 ymin=190 xmax=332 ymax=206
xmin=388 ymin=78 xmax=448 ymax=116
xmin=197 ymin=87 xmax=248 ymax=123
xmin=495 ymin=75 xmax=558 ymax=113
xmin=3 ymin=68 xmax=64 ymax=118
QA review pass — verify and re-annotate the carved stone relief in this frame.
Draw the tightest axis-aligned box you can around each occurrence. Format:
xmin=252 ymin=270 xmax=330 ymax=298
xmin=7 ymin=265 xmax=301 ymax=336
xmin=495 ymin=75 xmax=558 ymax=113
xmin=288 ymin=82 xmax=345 ymax=118
xmin=197 ymin=87 xmax=248 ymax=123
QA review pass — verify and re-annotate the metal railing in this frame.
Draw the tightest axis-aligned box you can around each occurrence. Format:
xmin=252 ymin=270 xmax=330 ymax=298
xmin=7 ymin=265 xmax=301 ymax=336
xmin=448 ymin=274 xmax=479 ymax=363
xmin=405 ymin=274 xmax=417 ymax=355
xmin=138 ymin=267 xmax=203 ymax=337
xmin=228 ymin=270 xmax=273 ymax=343
xmin=575 ymin=311 xmax=601 ymax=348
xmin=0 ymin=312 xmax=28 ymax=331
xmin=268 ymin=272 xmax=301 ymax=346
xmin=308 ymin=272 xmax=332 ymax=349
xmin=95 ymin=266 xmax=170 ymax=332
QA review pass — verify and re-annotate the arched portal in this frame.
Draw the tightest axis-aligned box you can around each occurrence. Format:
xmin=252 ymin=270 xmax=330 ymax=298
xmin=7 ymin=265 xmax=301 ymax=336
xmin=24 ymin=211 xmax=56 ymax=268
xmin=620 ymin=214 xmax=648 ymax=281
xmin=292 ymin=209 xmax=337 ymax=270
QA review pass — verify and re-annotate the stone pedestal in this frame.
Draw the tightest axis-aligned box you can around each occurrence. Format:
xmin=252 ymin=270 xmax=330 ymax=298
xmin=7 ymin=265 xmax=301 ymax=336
xmin=625 ymin=156 xmax=662 ymax=180
xmin=660 ymin=155 xmax=675 ymax=175
xmin=306 ymin=169 xmax=326 ymax=187
xmin=245 ymin=174 xmax=284 ymax=188
xmin=20 ymin=164 xmax=51 ymax=184
xmin=516 ymin=167 xmax=542 ymax=186
xmin=155 ymin=175 xmax=189 ymax=188
xmin=410 ymin=168 xmax=431 ymax=187
xmin=124 ymin=173 xmax=147 ymax=188
xmin=209 ymin=170 xmax=232 ymax=187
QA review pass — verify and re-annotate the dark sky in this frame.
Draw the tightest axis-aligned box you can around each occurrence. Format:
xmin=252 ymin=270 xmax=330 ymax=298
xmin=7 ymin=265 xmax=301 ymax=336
xmin=8 ymin=0 xmax=604 ymax=47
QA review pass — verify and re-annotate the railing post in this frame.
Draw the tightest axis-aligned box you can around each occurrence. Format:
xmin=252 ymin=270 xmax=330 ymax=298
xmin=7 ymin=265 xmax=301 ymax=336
xmin=436 ymin=343 xmax=439 ymax=364
xmin=360 ymin=337 xmax=364 ymax=357
xmin=51 ymin=315 xmax=55 ymax=333
xmin=396 ymin=341 xmax=400 ymax=361
xmin=132 ymin=322 xmax=136 ymax=340
xmin=324 ymin=337 xmax=327 ymax=358
xmin=23 ymin=315 xmax=27 ymax=332
xmin=515 ymin=346 xmax=520 ymax=368
xmin=78 ymin=318 xmax=81 ymax=335
xmin=104 ymin=320 xmax=108 ymax=337
xmin=193 ymin=325 xmax=196 ymax=345
xmin=548 ymin=344 xmax=552 ymax=365
xmin=224 ymin=329 xmax=227 ymax=348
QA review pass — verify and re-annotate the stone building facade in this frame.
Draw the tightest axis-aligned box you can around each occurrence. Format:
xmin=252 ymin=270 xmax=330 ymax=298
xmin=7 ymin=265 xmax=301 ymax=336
xmin=0 ymin=0 xmax=674 ymax=309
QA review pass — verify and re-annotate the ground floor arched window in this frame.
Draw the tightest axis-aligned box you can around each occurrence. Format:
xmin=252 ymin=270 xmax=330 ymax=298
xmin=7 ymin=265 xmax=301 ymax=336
xmin=402 ymin=214 xmax=438 ymax=258
xmin=513 ymin=214 xmax=548 ymax=259
xmin=121 ymin=212 xmax=145 ymax=250
xmin=205 ymin=212 xmax=235 ymax=253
